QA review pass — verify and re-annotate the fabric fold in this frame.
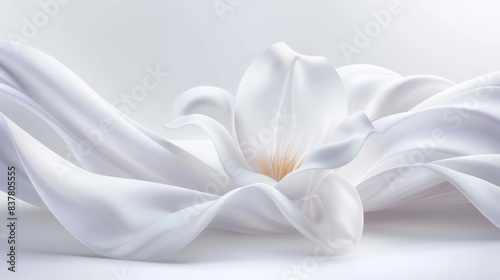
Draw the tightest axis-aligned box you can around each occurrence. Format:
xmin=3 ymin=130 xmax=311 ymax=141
xmin=1 ymin=112 xmax=360 ymax=260
xmin=1 ymin=41 xmax=500 ymax=261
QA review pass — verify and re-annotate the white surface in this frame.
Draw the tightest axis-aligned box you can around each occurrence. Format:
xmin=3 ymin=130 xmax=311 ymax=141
xmin=1 ymin=196 xmax=499 ymax=279
xmin=1 ymin=1 xmax=500 ymax=279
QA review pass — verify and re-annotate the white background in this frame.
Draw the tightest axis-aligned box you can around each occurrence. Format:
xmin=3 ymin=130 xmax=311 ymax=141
xmin=0 ymin=0 xmax=500 ymax=279
xmin=1 ymin=0 xmax=500 ymax=131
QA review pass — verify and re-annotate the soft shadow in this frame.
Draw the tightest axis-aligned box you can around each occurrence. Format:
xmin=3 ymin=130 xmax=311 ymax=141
xmin=164 ymin=230 xmax=322 ymax=264
xmin=363 ymin=203 xmax=500 ymax=242
xmin=15 ymin=200 xmax=500 ymax=263
xmin=16 ymin=200 xmax=321 ymax=263
xmin=17 ymin=202 xmax=99 ymax=258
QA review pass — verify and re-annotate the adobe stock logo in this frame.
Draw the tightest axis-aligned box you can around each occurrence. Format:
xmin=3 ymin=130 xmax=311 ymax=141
xmin=213 ymin=0 xmax=244 ymax=21
xmin=339 ymin=0 xmax=403 ymax=62
xmin=7 ymin=0 xmax=71 ymax=50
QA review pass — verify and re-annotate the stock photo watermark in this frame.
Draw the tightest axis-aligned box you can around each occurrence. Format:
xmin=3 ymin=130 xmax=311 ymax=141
xmin=5 ymin=165 xmax=17 ymax=273
xmin=110 ymin=267 xmax=135 ymax=280
xmin=213 ymin=0 xmax=244 ymax=21
xmin=282 ymin=245 xmax=337 ymax=280
xmin=239 ymin=106 xmax=295 ymax=162
xmin=7 ymin=0 xmax=71 ymax=51
xmin=56 ymin=64 xmax=170 ymax=170
xmin=339 ymin=0 xmax=403 ymax=63
xmin=111 ymin=65 xmax=170 ymax=117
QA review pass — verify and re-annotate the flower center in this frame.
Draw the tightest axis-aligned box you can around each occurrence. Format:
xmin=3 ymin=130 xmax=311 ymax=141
xmin=255 ymin=153 xmax=304 ymax=181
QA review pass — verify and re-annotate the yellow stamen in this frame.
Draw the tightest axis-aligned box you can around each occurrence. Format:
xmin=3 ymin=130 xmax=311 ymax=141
xmin=255 ymin=153 xmax=304 ymax=181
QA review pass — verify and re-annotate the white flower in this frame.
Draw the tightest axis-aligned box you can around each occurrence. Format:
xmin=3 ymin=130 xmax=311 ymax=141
xmin=165 ymin=42 xmax=376 ymax=251
xmin=0 ymin=42 xmax=370 ymax=260
xmin=1 ymin=41 xmax=500 ymax=261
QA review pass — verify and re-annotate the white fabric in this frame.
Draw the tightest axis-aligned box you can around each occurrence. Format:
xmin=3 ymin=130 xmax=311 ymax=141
xmin=0 ymin=42 xmax=499 ymax=260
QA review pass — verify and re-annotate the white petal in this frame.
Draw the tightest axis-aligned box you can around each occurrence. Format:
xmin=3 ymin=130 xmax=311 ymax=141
xmin=299 ymin=112 xmax=375 ymax=171
xmin=276 ymin=169 xmax=331 ymax=201
xmin=234 ymin=42 xmax=347 ymax=169
xmin=164 ymin=114 xmax=277 ymax=187
xmin=276 ymin=169 xmax=363 ymax=247
xmin=315 ymin=173 xmax=364 ymax=245
xmin=173 ymin=86 xmax=236 ymax=137
xmin=169 ymin=86 xmax=275 ymax=187
xmin=1 ymin=115 xmax=358 ymax=259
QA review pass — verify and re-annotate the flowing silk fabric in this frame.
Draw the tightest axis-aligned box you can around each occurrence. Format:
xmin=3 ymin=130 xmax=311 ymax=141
xmin=0 ymin=42 xmax=499 ymax=260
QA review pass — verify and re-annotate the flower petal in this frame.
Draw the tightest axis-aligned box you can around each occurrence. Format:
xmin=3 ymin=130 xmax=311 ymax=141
xmin=173 ymin=86 xmax=236 ymax=137
xmin=276 ymin=169 xmax=363 ymax=247
xmin=164 ymin=114 xmax=277 ymax=187
xmin=299 ymin=111 xmax=375 ymax=171
xmin=315 ymin=173 xmax=364 ymax=245
xmin=2 ymin=114 xmax=359 ymax=259
xmin=234 ymin=42 xmax=347 ymax=170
